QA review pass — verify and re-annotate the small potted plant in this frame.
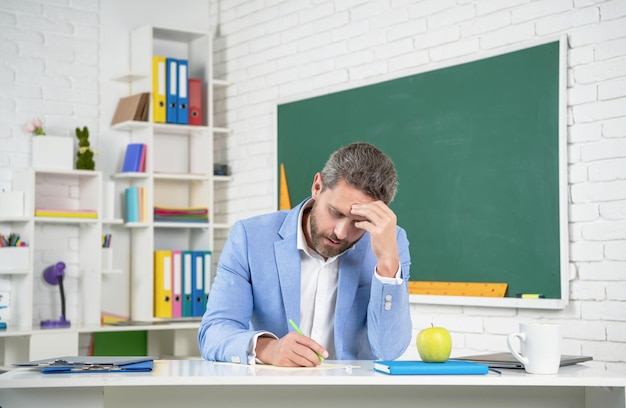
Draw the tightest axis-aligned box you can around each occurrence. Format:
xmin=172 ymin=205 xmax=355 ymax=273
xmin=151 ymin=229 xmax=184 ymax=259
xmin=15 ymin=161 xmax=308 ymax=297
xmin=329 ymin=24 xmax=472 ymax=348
xmin=75 ymin=126 xmax=96 ymax=170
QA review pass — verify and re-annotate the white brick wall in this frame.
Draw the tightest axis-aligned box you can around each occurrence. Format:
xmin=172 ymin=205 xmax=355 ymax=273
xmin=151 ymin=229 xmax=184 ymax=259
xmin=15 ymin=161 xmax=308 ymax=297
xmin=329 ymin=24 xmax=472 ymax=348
xmin=1 ymin=0 xmax=625 ymax=372
xmin=0 ymin=0 xmax=100 ymax=328
xmin=213 ymin=0 xmax=626 ymax=373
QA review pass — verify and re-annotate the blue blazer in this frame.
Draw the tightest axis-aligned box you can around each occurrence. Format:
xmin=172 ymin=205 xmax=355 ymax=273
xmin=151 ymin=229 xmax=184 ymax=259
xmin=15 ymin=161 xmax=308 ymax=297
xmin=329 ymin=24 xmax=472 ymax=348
xmin=198 ymin=198 xmax=412 ymax=364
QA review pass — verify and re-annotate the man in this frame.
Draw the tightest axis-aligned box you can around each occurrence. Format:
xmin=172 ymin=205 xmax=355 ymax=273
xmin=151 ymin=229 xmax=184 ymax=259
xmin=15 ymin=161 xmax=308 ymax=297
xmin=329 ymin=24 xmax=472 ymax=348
xmin=198 ymin=142 xmax=411 ymax=366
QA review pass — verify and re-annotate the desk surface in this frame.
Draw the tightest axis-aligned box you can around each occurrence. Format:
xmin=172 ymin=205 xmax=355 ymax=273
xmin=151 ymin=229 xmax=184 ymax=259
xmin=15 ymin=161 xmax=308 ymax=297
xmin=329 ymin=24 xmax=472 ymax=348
xmin=1 ymin=359 xmax=625 ymax=389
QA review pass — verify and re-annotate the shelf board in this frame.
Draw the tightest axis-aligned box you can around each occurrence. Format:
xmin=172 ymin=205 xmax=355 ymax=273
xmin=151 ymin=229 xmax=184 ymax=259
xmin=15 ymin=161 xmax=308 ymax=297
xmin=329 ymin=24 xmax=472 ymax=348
xmin=111 ymin=120 xmax=150 ymax=132
xmin=125 ymin=222 xmax=150 ymax=228
xmin=111 ymin=172 xmax=149 ymax=180
xmin=111 ymin=72 xmax=150 ymax=82
xmin=0 ymin=216 xmax=29 ymax=223
xmin=110 ymin=120 xmax=223 ymax=135
xmin=103 ymin=218 xmax=124 ymax=225
xmin=153 ymin=173 xmax=210 ymax=181
xmin=34 ymin=168 xmax=100 ymax=177
xmin=212 ymin=223 xmax=231 ymax=230
xmin=35 ymin=217 xmax=98 ymax=224
xmin=213 ymin=127 xmax=231 ymax=134
xmin=214 ymin=175 xmax=232 ymax=182
xmin=153 ymin=123 xmax=211 ymax=134
xmin=212 ymin=79 xmax=232 ymax=87
xmin=153 ymin=26 xmax=207 ymax=42
xmin=0 ymin=268 xmax=29 ymax=276
xmin=0 ymin=321 xmax=202 ymax=337
xmin=154 ymin=222 xmax=210 ymax=229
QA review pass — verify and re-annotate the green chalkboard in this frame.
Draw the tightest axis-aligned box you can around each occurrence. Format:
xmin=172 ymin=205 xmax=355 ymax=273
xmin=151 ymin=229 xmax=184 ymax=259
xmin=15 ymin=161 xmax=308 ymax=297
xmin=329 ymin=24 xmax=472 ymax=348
xmin=277 ymin=41 xmax=564 ymax=299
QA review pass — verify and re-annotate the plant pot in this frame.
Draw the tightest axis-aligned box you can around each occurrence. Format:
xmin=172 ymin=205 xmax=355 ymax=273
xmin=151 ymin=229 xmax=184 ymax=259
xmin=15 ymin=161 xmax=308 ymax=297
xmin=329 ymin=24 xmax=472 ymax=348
xmin=32 ymin=136 xmax=73 ymax=170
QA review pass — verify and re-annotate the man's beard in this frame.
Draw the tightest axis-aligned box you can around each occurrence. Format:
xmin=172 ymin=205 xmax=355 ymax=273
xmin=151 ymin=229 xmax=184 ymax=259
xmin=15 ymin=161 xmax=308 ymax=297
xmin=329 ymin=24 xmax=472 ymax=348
xmin=309 ymin=203 xmax=358 ymax=258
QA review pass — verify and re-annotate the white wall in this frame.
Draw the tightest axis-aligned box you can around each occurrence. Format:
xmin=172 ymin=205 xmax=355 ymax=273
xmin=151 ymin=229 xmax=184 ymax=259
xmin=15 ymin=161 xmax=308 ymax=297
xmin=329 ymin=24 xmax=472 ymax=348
xmin=1 ymin=0 xmax=625 ymax=372
xmin=212 ymin=0 xmax=626 ymax=373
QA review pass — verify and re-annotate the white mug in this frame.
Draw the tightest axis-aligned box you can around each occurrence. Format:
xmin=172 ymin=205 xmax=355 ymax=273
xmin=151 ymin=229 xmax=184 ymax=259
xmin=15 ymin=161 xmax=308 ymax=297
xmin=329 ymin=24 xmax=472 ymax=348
xmin=507 ymin=322 xmax=562 ymax=374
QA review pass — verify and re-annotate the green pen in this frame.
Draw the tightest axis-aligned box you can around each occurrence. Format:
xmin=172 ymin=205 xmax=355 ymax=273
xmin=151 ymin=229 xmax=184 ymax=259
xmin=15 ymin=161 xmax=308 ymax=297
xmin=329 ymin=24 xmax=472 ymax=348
xmin=288 ymin=318 xmax=325 ymax=362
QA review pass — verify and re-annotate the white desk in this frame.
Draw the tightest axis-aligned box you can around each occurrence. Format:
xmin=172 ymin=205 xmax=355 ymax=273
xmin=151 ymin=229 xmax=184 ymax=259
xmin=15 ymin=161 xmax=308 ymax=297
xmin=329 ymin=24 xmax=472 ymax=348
xmin=0 ymin=360 xmax=624 ymax=408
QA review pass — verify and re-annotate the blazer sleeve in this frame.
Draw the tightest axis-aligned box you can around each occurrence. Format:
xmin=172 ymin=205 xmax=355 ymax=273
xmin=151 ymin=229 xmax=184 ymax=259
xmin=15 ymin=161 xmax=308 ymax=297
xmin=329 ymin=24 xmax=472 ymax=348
xmin=197 ymin=220 xmax=264 ymax=364
xmin=366 ymin=226 xmax=412 ymax=360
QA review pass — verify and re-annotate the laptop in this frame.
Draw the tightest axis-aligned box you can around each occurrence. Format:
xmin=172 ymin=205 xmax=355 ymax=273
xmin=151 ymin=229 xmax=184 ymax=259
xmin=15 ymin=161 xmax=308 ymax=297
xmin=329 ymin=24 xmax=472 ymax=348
xmin=451 ymin=352 xmax=592 ymax=369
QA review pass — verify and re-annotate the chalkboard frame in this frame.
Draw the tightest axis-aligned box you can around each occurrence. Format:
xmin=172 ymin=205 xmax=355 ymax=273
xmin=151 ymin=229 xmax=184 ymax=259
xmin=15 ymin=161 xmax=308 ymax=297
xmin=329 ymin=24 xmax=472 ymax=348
xmin=275 ymin=36 xmax=568 ymax=309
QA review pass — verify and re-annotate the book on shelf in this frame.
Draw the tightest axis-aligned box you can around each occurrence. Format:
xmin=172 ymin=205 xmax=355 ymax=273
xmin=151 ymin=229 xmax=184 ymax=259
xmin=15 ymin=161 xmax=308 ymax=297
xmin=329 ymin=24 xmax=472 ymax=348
xmin=121 ymin=143 xmax=147 ymax=173
xmin=124 ymin=187 xmax=148 ymax=223
xmin=153 ymin=206 xmax=208 ymax=223
xmin=35 ymin=209 xmax=98 ymax=218
xmin=111 ymin=92 xmax=150 ymax=125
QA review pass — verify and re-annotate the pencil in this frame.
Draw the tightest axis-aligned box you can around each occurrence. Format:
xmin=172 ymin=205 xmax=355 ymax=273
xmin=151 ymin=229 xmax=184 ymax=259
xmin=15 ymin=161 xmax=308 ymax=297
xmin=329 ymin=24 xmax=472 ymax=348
xmin=288 ymin=319 xmax=325 ymax=362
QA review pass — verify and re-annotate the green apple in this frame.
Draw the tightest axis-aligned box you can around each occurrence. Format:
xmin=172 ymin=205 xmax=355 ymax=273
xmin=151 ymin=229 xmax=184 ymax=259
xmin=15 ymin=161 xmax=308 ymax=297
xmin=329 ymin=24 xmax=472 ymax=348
xmin=416 ymin=326 xmax=452 ymax=363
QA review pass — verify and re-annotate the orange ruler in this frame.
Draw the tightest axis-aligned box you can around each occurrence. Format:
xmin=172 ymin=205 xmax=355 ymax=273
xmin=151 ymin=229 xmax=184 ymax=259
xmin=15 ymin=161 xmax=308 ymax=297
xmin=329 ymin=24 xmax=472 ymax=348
xmin=408 ymin=281 xmax=507 ymax=297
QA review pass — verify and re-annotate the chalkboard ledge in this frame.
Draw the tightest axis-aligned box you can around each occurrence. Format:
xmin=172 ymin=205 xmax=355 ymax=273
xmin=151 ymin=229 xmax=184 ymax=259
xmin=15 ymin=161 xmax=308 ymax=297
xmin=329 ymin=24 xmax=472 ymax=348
xmin=409 ymin=295 xmax=568 ymax=310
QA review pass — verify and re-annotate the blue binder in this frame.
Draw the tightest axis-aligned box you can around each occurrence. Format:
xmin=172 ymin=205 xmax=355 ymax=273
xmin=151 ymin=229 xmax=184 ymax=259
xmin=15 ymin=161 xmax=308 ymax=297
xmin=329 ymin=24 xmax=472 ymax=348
xmin=165 ymin=58 xmax=178 ymax=123
xmin=176 ymin=59 xmax=189 ymax=125
xmin=181 ymin=250 xmax=194 ymax=317
xmin=192 ymin=251 xmax=204 ymax=316
xmin=202 ymin=251 xmax=212 ymax=313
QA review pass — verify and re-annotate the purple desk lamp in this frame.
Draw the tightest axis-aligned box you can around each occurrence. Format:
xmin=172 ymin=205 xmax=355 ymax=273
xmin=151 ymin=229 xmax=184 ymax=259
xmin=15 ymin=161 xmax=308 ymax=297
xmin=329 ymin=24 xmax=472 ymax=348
xmin=41 ymin=262 xmax=71 ymax=328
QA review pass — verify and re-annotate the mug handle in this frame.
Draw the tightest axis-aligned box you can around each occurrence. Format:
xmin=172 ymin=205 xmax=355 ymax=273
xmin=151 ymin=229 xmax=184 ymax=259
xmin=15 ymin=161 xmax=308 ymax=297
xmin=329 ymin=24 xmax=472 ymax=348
xmin=507 ymin=332 xmax=529 ymax=366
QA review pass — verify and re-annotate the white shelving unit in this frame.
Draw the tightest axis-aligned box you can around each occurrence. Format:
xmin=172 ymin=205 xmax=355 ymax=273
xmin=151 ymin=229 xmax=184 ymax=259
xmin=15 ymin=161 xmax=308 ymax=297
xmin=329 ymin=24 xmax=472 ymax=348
xmin=0 ymin=168 xmax=103 ymax=366
xmin=109 ymin=25 xmax=230 ymax=323
xmin=0 ymin=25 xmax=230 ymax=367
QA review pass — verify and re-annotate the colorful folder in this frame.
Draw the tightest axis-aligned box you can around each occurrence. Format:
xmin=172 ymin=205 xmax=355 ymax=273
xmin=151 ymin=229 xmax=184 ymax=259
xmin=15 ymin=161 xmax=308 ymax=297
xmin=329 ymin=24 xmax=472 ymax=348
xmin=202 ymin=251 xmax=212 ymax=313
xmin=154 ymin=250 xmax=172 ymax=318
xmin=166 ymin=58 xmax=178 ymax=123
xmin=171 ymin=250 xmax=182 ymax=318
xmin=181 ymin=250 xmax=194 ymax=317
xmin=176 ymin=59 xmax=189 ymax=125
xmin=188 ymin=78 xmax=202 ymax=125
xmin=192 ymin=251 xmax=204 ymax=316
xmin=152 ymin=56 xmax=166 ymax=123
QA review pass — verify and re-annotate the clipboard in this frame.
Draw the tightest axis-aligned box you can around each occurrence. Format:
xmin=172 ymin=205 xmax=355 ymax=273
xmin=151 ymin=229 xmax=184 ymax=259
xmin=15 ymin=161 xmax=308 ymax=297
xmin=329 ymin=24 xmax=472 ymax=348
xmin=13 ymin=356 xmax=156 ymax=374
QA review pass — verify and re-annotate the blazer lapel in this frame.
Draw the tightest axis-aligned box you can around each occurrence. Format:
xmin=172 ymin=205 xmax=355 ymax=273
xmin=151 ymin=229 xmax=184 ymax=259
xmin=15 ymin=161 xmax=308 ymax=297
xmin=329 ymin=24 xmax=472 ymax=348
xmin=275 ymin=202 xmax=306 ymax=325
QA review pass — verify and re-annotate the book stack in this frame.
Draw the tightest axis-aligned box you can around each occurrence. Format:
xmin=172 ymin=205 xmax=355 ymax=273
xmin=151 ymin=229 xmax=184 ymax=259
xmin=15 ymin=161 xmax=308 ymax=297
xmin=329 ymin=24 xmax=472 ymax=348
xmin=154 ymin=206 xmax=208 ymax=223
xmin=35 ymin=209 xmax=97 ymax=218
xmin=124 ymin=187 xmax=148 ymax=223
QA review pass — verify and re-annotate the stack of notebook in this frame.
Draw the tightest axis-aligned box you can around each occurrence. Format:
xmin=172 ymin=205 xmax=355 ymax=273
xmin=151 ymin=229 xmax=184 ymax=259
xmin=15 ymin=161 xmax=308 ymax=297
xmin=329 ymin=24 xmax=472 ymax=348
xmin=154 ymin=206 xmax=208 ymax=223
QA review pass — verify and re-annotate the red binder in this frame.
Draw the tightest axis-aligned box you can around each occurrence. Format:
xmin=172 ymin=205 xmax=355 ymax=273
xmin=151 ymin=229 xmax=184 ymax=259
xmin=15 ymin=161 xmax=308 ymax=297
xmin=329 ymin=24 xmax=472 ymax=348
xmin=188 ymin=78 xmax=203 ymax=126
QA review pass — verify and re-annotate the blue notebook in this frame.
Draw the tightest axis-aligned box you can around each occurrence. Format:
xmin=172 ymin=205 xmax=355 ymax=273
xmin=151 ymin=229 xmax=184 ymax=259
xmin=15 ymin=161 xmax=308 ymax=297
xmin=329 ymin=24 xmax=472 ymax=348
xmin=374 ymin=360 xmax=489 ymax=375
xmin=121 ymin=143 xmax=144 ymax=172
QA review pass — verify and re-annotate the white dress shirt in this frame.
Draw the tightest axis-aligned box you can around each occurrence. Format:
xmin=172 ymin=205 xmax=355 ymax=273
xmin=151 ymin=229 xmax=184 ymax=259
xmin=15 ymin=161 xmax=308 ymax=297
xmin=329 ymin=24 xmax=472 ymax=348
xmin=296 ymin=199 xmax=402 ymax=359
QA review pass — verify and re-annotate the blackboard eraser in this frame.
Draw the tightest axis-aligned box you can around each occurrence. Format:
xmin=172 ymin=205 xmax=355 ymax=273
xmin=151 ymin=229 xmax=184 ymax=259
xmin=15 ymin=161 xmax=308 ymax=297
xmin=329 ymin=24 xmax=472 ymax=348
xmin=515 ymin=293 xmax=545 ymax=299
